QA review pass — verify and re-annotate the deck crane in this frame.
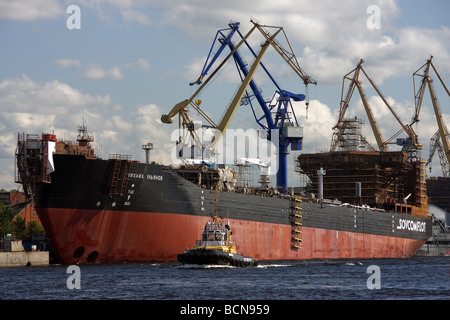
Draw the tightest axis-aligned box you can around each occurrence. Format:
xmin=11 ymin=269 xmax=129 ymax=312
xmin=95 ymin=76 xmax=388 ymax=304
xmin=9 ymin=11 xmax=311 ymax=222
xmin=414 ymin=56 xmax=450 ymax=177
xmin=330 ymin=59 xmax=422 ymax=160
xmin=162 ymin=20 xmax=316 ymax=191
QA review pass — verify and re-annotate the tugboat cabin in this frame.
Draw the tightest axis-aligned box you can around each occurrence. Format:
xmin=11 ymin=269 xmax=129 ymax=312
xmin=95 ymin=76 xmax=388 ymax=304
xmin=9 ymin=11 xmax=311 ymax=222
xmin=198 ymin=220 xmax=236 ymax=253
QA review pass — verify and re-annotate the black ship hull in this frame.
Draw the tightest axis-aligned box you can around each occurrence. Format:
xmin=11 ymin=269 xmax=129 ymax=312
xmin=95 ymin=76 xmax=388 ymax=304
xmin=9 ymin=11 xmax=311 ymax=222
xmin=30 ymin=154 xmax=431 ymax=264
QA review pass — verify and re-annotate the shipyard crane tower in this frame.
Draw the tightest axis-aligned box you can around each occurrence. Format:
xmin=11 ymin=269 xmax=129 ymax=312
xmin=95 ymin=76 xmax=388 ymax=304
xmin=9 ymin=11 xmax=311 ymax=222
xmin=166 ymin=20 xmax=316 ymax=191
xmin=414 ymin=56 xmax=450 ymax=177
xmin=426 ymin=128 xmax=450 ymax=177
xmin=330 ymin=59 xmax=422 ymax=161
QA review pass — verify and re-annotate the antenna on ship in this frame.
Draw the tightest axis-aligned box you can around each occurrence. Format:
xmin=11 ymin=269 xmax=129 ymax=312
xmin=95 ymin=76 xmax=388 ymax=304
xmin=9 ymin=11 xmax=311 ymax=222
xmin=142 ymin=142 xmax=153 ymax=164
xmin=77 ymin=116 xmax=94 ymax=147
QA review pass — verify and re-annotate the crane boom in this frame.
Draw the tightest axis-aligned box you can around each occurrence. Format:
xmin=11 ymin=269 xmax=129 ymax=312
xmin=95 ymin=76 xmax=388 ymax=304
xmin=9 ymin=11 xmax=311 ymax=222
xmin=334 ymin=59 xmax=362 ymax=130
xmin=414 ymin=56 xmax=450 ymax=174
xmin=210 ymin=29 xmax=280 ymax=151
xmin=331 ymin=59 xmax=422 ymax=154
xmin=354 ymin=78 xmax=385 ymax=151
xmin=161 ymin=25 xmax=257 ymax=141
xmin=192 ymin=22 xmax=276 ymax=131
xmin=359 ymin=67 xmax=420 ymax=150
xmin=189 ymin=22 xmax=240 ymax=86
xmin=162 ymin=20 xmax=315 ymax=191
xmin=427 ymin=75 xmax=450 ymax=163
xmin=426 ymin=129 xmax=450 ymax=177
xmin=252 ymin=20 xmax=317 ymax=86
xmin=331 ymin=59 xmax=385 ymax=151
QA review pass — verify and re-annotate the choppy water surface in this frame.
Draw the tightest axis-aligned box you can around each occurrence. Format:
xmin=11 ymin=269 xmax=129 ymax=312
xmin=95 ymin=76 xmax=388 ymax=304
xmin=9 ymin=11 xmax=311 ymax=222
xmin=1 ymin=257 xmax=448 ymax=301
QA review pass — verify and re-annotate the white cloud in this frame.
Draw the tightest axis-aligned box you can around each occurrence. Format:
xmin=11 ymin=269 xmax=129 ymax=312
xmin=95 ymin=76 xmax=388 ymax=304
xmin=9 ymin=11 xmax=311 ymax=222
xmin=120 ymin=7 xmax=151 ymax=25
xmin=137 ymin=58 xmax=150 ymax=70
xmin=152 ymin=0 xmax=449 ymax=87
xmin=56 ymin=58 xmax=152 ymax=79
xmin=0 ymin=0 xmax=64 ymax=21
xmin=77 ymin=0 xmax=153 ymax=25
xmin=125 ymin=58 xmax=151 ymax=71
xmin=0 ymin=75 xmax=174 ymax=190
xmin=55 ymin=59 xmax=82 ymax=68
xmin=0 ymin=75 xmax=112 ymax=115
xmin=50 ymin=1 xmax=448 ymax=87
xmin=83 ymin=65 xmax=124 ymax=80
xmin=294 ymin=99 xmax=336 ymax=153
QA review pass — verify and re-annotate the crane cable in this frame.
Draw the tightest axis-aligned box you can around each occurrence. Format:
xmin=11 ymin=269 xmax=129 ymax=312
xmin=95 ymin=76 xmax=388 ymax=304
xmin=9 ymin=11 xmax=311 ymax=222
xmin=305 ymin=84 xmax=310 ymax=120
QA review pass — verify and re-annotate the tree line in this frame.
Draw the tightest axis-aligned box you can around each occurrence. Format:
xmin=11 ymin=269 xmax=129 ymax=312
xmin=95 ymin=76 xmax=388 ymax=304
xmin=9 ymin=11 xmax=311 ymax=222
xmin=0 ymin=203 xmax=44 ymax=241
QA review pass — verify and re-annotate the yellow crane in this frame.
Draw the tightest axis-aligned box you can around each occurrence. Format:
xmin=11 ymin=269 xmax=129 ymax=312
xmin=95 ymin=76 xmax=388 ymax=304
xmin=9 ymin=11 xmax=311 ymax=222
xmin=161 ymin=22 xmax=280 ymax=154
xmin=161 ymin=20 xmax=315 ymax=161
xmin=331 ymin=59 xmax=422 ymax=156
xmin=414 ymin=56 xmax=450 ymax=176
xmin=426 ymin=128 xmax=450 ymax=177
xmin=160 ymin=24 xmax=257 ymax=152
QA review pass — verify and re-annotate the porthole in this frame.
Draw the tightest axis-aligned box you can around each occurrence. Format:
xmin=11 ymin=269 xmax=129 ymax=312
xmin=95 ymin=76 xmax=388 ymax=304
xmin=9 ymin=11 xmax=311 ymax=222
xmin=73 ymin=246 xmax=85 ymax=258
xmin=86 ymin=251 xmax=99 ymax=263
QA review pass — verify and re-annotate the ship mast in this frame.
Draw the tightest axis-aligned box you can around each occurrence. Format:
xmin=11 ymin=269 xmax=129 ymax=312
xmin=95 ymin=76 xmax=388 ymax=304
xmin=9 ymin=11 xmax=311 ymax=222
xmin=77 ymin=116 xmax=94 ymax=147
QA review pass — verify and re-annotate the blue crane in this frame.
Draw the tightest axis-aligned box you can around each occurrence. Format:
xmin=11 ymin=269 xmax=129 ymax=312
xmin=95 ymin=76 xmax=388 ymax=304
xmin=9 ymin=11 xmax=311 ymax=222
xmin=190 ymin=21 xmax=316 ymax=191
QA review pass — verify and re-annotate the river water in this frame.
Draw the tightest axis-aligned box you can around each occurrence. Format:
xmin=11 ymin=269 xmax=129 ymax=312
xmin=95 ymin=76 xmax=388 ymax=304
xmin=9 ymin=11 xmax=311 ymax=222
xmin=1 ymin=257 xmax=448 ymax=317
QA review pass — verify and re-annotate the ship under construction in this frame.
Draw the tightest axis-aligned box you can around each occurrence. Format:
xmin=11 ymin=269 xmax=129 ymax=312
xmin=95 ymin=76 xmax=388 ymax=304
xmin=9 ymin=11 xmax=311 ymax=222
xmin=297 ymin=149 xmax=427 ymax=217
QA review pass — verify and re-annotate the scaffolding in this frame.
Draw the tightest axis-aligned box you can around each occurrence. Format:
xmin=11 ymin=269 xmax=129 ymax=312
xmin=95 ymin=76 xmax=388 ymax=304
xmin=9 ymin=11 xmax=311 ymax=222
xmin=15 ymin=123 xmax=98 ymax=199
xmin=15 ymin=133 xmax=55 ymax=198
xmin=234 ymin=162 xmax=251 ymax=190
xmin=296 ymin=150 xmax=428 ymax=217
xmin=330 ymin=117 xmax=375 ymax=152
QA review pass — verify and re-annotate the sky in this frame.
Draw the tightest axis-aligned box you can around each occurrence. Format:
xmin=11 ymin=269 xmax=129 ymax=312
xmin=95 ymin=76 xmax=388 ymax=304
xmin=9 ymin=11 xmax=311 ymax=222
xmin=0 ymin=0 xmax=449 ymax=190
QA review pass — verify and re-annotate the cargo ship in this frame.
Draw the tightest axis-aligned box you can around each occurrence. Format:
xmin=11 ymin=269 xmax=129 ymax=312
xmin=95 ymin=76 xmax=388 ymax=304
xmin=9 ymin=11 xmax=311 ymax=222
xmin=14 ymin=22 xmax=435 ymax=264
xmin=14 ymin=123 xmax=431 ymax=264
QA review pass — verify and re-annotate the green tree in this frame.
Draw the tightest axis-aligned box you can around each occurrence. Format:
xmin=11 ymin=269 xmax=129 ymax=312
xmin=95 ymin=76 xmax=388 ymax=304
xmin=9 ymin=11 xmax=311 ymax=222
xmin=0 ymin=203 xmax=14 ymax=238
xmin=13 ymin=217 xmax=45 ymax=242
xmin=28 ymin=220 xmax=45 ymax=237
xmin=13 ymin=215 xmax=27 ymax=240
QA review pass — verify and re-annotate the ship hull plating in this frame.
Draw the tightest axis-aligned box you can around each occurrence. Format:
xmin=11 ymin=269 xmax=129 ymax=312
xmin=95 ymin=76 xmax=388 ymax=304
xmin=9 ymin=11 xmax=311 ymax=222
xmin=38 ymin=208 xmax=427 ymax=264
xmin=33 ymin=155 xmax=431 ymax=264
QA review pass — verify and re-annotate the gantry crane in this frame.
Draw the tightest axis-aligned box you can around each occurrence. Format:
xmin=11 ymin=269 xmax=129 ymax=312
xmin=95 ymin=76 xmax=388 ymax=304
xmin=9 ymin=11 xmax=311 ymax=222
xmin=161 ymin=20 xmax=316 ymax=191
xmin=414 ymin=56 xmax=450 ymax=177
xmin=330 ymin=59 xmax=422 ymax=160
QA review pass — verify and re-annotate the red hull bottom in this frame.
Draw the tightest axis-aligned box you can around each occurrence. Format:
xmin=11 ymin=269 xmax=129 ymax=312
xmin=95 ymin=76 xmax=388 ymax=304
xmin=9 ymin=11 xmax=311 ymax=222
xmin=38 ymin=208 xmax=425 ymax=264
